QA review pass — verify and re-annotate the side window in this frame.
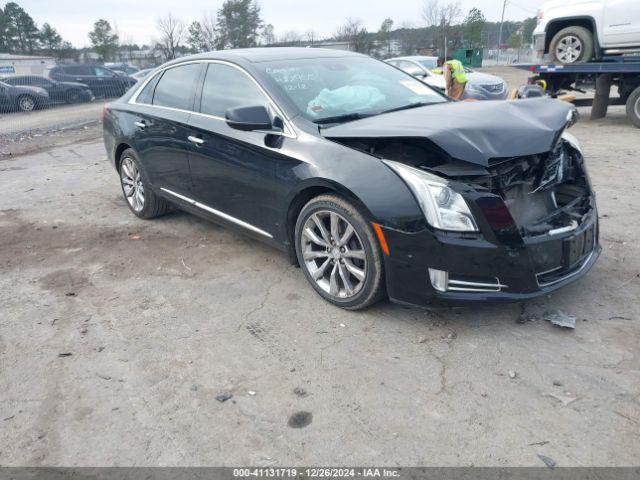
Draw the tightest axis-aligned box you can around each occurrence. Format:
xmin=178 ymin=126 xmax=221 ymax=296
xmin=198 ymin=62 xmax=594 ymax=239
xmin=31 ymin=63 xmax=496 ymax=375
xmin=152 ymin=63 xmax=201 ymax=111
xmin=66 ymin=66 xmax=92 ymax=75
xmin=94 ymin=67 xmax=114 ymax=77
xmin=200 ymin=63 xmax=269 ymax=118
xmin=136 ymin=73 xmax=160 ymax=105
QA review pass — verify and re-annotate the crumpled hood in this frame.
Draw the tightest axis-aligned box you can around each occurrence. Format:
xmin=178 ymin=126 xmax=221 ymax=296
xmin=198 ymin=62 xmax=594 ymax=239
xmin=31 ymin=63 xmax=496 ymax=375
xmin=323 ymin=98 xmax=572 ymax=166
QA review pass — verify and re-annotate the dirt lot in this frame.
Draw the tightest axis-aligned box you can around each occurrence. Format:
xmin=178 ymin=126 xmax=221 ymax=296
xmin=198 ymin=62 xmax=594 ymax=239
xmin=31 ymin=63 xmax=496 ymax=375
xmin=0 ymin=67 xmax=639 ymax=467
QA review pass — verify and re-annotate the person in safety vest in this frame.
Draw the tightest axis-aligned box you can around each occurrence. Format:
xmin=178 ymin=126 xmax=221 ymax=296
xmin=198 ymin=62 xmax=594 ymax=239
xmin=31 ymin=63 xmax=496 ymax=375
xmin=433 ymin=57 xmax=468 ymax=100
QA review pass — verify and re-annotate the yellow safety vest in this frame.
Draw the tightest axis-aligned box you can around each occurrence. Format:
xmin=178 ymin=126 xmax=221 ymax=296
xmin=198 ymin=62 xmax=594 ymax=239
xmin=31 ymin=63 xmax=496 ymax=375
xmin=432 ymin=61 xmax=468 ymax=84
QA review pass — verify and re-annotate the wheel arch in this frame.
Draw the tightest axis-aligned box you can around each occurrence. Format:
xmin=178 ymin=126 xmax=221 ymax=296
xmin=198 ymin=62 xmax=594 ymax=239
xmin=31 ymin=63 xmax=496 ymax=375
xmin=545 ymin=17 xmax=598 ymax=55
xmin=284 ymin=179 xmax=376 ymax=265
xmin=114 ymin=142 xmax=133 ymax=172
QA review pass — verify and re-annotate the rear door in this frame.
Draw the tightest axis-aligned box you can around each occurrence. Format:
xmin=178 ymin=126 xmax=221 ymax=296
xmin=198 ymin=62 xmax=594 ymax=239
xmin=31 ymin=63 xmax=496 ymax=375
xmin=130 ymin=62 xmax=203 ymax=195
xmin=603 ymin=0 xmax=640 ymax=46
xmin=186 ymin=62 xmax=290 ymax=237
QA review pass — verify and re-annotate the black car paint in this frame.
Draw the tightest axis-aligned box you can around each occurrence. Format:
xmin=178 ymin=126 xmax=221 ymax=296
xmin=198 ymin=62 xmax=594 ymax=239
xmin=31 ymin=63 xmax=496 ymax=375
xmin=0 ymin=80 xmax=49 ymax=111
xmin=3 ymin=75 xmax=93 ymax=103
xmin=103 ymin=48 xmax=599 ymax=307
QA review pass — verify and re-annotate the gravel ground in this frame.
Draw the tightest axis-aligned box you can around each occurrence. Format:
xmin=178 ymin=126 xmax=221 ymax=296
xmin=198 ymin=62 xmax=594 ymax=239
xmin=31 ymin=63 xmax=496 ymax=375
xmin=0 ymin=67 xmax=638 ymax=467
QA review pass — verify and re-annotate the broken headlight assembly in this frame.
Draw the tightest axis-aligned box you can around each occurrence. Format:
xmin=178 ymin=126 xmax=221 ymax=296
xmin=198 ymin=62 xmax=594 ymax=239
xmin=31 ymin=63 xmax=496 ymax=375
xmin=384 ymin=160 xmax=478 ymax=232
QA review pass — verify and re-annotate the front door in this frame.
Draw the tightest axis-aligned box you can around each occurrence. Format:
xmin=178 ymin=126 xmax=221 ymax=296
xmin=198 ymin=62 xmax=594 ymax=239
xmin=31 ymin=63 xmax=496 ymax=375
xmin=187 ymin=62 xmax=290 ymax=238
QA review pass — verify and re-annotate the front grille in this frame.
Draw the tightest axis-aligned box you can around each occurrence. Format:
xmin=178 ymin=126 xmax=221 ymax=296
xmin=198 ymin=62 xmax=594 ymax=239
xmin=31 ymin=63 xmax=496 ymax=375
xmin=481 ymin=83 xmax=504 ymax=93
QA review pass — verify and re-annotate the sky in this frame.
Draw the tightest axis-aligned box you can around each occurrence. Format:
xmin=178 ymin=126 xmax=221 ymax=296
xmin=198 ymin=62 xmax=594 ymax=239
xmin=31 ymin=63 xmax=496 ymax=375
xmin=15 ymin=0 xmax=544 ymax=48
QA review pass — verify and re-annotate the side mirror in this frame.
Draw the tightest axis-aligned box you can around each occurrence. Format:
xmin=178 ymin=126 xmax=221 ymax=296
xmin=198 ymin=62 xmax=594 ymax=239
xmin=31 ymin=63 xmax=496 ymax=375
xmin=225 ymin=105 xmax=275 ymax=132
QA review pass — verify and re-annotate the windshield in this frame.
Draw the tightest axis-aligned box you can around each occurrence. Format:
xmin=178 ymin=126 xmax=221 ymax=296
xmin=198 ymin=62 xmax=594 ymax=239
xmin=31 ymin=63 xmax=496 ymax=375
xmin=260 ymin=56 xmax=446 ymax=123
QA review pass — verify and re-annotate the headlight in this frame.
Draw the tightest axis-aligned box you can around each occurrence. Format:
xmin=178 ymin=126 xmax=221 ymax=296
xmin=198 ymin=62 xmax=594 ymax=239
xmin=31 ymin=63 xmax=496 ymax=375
xmin=384 ymin=160 xmax=478 ymax=232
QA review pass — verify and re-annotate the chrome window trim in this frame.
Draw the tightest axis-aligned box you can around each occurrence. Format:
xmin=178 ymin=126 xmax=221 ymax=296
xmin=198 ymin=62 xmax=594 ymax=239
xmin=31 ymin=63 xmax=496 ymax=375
xmin=160 ymin=188 xmax=273 ymax=239
xmin=128 ymin=59 xmax=296 ymax=139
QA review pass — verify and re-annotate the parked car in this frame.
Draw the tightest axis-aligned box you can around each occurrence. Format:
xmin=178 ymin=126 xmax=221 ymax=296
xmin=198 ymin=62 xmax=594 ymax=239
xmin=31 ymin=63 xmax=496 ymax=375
xmin=103 ymin=48 xmax=600 ymax=310
xmin=47 ymin=65 xmax=136 ymax=98
xmin=386 ymin=56 xmax=508 ymax=100
xmin=534 ymin=0 xmax=640 ymax=64
xmin=131 ymin=68 xmax=154 ymax=81
xmin=105 ymin=63 xmax=140 ymax=76
xmin=0 ymin=80 xmax=49 ymax=112
xmin=2 ymin=75 xmax=94 ymax=104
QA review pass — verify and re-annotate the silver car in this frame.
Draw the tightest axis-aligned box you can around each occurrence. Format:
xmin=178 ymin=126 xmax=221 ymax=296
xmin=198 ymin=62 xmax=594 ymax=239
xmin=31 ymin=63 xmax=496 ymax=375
xmin=386 ymin=56 xmax=509 ymax=100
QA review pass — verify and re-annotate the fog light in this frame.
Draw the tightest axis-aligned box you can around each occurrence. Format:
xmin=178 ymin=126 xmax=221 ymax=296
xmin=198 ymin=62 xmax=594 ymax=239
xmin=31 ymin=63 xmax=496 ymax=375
xmin=429 ymin=268 xmax=448 ymax=292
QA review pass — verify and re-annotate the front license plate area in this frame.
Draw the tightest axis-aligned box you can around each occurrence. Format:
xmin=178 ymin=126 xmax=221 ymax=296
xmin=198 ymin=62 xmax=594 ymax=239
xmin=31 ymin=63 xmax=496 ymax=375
xmin=563 ymin=224 xmax=594 ymax=268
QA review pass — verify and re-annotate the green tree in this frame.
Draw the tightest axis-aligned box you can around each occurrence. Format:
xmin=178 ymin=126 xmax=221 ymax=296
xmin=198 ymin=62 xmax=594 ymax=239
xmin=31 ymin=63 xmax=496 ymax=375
xmin=377 ymin=17 xmax=394 ymax=56
xmin=187 ymin=21 xmax=205 ymax=52
xmin=0 ymin=7 xmax=8 ymax=52
xmin=3 ymin=2 xmax=40 ymax=53
xmin=88 ymin=19 xmax=118 ymax=61
xmin=463 ymin=7 xmax=485 ymax=48
xmin=40 ymin=22 xmax=62 ymax=55
xmin=216 ymin=0 xmax=263 ymax=49
xmin=522 ymin=16 xmax=537 ymax=46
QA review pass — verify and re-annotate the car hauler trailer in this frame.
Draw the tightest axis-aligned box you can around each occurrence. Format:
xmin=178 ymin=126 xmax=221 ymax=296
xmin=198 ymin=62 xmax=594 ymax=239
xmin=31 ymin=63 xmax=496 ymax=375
xmin=523 ymin=57 xmax=640 ymax=128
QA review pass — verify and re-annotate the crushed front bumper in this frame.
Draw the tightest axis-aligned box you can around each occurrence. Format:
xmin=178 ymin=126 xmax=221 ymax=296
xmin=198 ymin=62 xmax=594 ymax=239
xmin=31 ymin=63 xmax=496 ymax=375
xmin=381 ymin=209 xmax=600 ymax=307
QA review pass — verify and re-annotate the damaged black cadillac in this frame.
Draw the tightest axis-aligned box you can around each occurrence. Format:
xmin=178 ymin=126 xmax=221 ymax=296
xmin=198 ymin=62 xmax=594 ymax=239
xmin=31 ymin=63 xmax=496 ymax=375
xmin=103 ymin=48 xmax=600 ymax=310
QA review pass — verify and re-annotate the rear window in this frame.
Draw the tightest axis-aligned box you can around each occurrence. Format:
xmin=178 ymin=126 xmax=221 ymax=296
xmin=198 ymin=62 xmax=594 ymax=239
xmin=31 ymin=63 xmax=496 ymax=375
xmin=152 ymin=63 xmax=201 ymax=111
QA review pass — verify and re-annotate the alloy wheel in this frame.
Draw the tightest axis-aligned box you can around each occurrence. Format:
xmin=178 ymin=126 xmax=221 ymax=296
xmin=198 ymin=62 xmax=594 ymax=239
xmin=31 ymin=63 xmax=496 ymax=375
xmin=18 ymin=96 xmax=35 ymax=111
xmin=120 ymin=157 xmax=145 ymax=212
xmin=300 ymin=210 xmax=367 ymax=299
xmin=556 ymin=35 xmax=583 ymax=63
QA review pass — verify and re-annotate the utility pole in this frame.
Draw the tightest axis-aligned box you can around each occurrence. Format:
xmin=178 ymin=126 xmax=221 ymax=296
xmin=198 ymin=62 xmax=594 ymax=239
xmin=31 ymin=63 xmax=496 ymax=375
xmin=497 ymin=0 xmax=507 ymax=65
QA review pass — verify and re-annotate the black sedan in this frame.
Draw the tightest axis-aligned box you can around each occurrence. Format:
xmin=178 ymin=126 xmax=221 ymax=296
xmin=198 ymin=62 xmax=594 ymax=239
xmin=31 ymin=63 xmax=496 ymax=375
xmin=103 ymin=48 xmax=600 ymax=310
xmin=0 ymin=80 xmax=49 ymax=112
xmin=3 ymin=75 xmax=94 ymax=104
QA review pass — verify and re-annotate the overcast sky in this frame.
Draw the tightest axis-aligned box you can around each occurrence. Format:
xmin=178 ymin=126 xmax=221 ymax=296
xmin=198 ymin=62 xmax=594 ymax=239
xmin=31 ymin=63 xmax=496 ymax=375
xmin=16 ymin=0 xmax=544 ymax=47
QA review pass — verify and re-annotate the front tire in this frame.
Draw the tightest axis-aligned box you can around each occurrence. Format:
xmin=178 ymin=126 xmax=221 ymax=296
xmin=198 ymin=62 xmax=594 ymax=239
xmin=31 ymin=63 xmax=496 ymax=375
xmin=66 ymin=89 xmax=81 ymax=104
xmin=549 ymin=26 xmax=594 ymax=64
xmin=16 ymin=95 xmax=36 ymax=112
xmin=119 ymin=149 xmax=170 ymax=219
xmin=295 ymin=194 xmax=385 ymax=310
xmin=626 ymin=87 xmax=640 ymax=129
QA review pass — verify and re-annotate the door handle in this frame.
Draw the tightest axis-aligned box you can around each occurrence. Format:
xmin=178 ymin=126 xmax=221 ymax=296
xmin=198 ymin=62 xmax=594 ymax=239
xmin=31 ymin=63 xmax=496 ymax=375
xmin=134 ymin=121 xmax=146 ymax=129
xmin=188 ymin=135 xmax=205 ymax=145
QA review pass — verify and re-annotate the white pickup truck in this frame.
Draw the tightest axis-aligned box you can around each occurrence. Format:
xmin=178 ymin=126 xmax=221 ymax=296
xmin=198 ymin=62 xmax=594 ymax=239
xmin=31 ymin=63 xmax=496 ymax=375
xmin=534 ymin=0 xmax=640 ymax=64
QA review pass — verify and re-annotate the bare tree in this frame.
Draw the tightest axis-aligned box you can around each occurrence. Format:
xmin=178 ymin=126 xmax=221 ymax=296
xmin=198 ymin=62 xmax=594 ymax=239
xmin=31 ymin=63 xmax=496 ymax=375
xmin=334 ymin=17 xmax=366 ymax=49
xmin=155 ymin=13 xmax=185 ymax=60
xmin=421 ymin=0 xmax=461 ymax=54
xmin=280 ymin=30 xmax=302 ymax=45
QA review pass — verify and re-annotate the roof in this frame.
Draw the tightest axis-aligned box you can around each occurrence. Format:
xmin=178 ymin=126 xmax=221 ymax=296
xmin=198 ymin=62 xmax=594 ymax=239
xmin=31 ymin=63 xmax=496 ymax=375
xmin=168 ymin=47 xmax=364 ymax=65
xmin=0 ymin=53 xmax=54 ymax=61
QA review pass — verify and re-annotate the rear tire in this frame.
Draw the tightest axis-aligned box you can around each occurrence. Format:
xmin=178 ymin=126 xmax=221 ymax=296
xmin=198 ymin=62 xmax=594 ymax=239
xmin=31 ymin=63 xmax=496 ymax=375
xmin=119 ymin=148 xmax=171 ymax=219
xmin=295 ymin=194 xmax=385 ymax=310
xmin=549 ymin=26 xmax=594 ymax=64
xmin=626 ymin=87 xmax=640 ymax=129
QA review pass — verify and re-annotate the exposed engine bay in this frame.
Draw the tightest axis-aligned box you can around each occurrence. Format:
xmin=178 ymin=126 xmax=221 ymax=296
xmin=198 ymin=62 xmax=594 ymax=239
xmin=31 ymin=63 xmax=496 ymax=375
xmin=332 ymin=136 xmax=593 ymax=237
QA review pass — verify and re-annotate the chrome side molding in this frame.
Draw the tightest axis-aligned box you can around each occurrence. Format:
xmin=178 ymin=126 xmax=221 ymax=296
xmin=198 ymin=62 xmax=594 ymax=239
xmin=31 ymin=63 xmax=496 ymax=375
xmin=160 ymin=188 xmax=273 ymax=239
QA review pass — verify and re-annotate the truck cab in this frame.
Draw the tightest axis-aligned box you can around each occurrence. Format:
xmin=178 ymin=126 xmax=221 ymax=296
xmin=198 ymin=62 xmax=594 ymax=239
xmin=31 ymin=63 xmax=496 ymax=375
xmin=534 ymin=0 xmax=640 ymax=64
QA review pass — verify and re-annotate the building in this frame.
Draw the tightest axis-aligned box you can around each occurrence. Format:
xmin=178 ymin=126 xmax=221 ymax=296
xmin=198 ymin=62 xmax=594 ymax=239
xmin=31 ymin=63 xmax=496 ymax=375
xmin=0 ymin=53 xmax=56 ymax=77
